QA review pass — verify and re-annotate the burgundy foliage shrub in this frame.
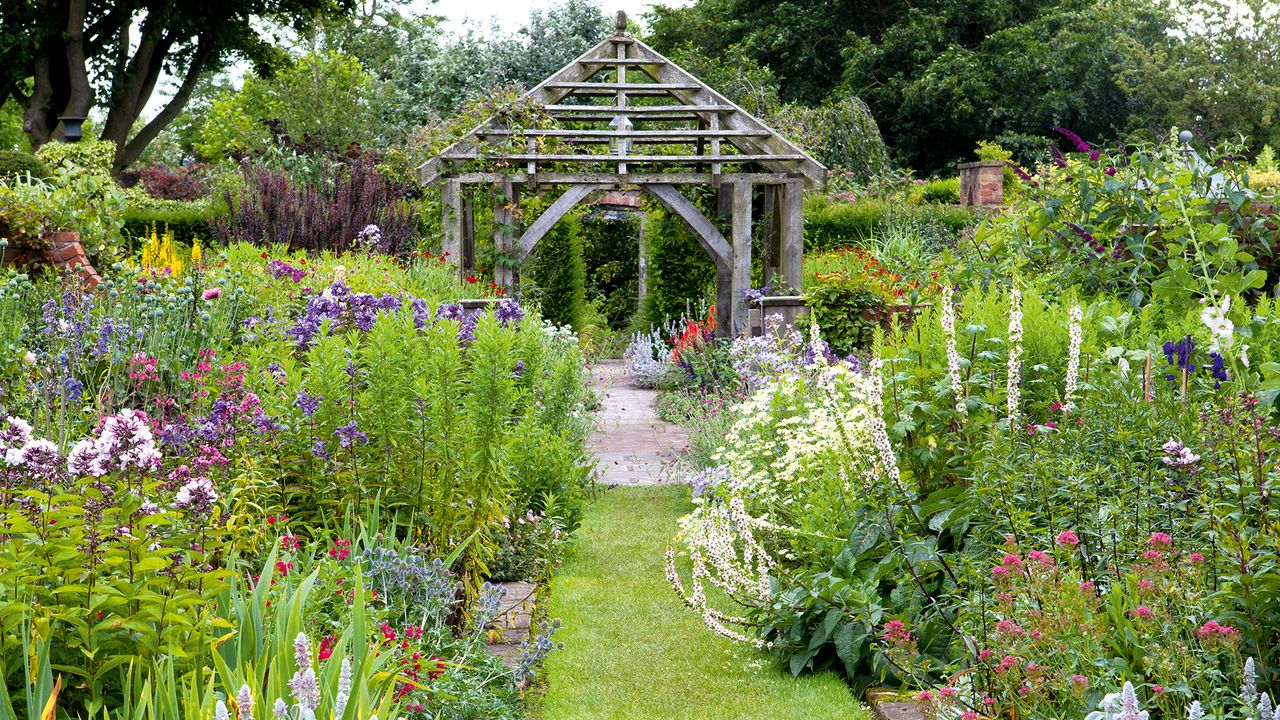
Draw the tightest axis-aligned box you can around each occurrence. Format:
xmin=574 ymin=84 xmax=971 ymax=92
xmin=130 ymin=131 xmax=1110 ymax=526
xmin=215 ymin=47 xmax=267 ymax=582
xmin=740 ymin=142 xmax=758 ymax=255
xmin=137 ymin=163 xmax=210 ymax=201
xmin=212 ymin=152 xmax=416 ymax=254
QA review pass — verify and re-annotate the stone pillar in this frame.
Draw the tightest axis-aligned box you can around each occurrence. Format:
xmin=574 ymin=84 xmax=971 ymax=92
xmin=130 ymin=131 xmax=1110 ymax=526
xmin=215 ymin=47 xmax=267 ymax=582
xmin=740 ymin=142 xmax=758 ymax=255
xmin=958 ymin=160 xmax=1006 ymax=206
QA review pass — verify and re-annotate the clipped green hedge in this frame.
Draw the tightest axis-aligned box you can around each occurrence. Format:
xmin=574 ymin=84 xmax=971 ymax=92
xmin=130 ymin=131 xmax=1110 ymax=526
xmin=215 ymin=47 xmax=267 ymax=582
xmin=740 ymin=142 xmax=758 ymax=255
xmin=122 ymin=201 xmax=219 ymax=249
xmin=525 ymin=207 xmax=587 ymax=331
xmin=0 ymin=151 xmax=51 ymax=182
xmin=640 ymin=206 xmax=716 ymax=329
xmin=803 ymin=195 xmax=977 ymax=251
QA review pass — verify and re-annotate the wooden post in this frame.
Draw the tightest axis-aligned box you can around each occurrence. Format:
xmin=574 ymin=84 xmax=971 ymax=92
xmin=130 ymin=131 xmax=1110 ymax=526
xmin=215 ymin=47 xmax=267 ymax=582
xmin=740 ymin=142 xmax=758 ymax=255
xmin=780 ymin=179 xmax=804 ymax=292
xmin=730 ymin=182 xmax=752 ymax=336
xmin=494 ymin=179 xmax=520 ymax=291
xmin=715 ymin=260 xmax=733 ymax=339
xmin=442 ymin=179 xmax=462 ymax=272
xmin=637 ymin=211 xmax=648 ymax=303
xmin=461 ymin=187 xmax=475 ymax=272
xmin=762 ymin=184 xmax=781 ymax=286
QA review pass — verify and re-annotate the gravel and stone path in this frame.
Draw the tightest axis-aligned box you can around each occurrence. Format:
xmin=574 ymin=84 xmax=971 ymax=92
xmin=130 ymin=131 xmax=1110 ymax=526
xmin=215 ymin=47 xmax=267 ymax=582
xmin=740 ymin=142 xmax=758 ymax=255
xmin=587 ymin=360 xmax=688 ymax=486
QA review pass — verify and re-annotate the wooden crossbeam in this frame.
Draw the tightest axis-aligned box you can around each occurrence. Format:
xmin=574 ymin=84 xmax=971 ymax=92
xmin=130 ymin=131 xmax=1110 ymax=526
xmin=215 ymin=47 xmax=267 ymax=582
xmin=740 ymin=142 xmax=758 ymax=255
xmin=544 ymin=82 xmax=700 ymax=91
xmin=543 ymin=104 xmax=734 ymax=114
xmin=516 ymin=184 xmax=606 ymax=261
xmin=474 ymin=129 xmax=771 ymax=139
xmin=449 ymin=171 xmax=796 ymax=184
xmin=642 ymin=184 xmax=731 ymax=263
xmin=438 ymin=153 xmax=806 ymax=163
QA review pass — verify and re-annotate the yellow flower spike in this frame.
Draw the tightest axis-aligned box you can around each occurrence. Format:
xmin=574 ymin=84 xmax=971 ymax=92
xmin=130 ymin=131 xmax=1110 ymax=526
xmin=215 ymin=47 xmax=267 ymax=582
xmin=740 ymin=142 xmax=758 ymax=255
xmin=191 ymin=237 xmax=202 ymax=266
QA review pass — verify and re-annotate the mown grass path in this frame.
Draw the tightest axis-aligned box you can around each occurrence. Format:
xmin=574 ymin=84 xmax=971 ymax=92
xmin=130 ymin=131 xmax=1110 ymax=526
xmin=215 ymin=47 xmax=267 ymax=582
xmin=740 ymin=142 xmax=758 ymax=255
xmin=536 ymin=363 xmax=866 ymax=719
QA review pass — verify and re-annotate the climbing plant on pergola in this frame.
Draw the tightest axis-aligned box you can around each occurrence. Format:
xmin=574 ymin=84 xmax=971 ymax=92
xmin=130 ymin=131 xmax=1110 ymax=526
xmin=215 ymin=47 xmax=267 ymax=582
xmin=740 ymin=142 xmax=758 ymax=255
xmin=417 ymin=12 xmax=827 ymax=336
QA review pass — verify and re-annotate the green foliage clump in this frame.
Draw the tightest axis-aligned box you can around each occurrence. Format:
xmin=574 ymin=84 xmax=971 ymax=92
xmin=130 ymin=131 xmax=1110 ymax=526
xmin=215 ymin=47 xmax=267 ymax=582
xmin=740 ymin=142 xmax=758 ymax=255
xmin=914 ymin=177 xmax=960 ymax=204
xmin=0 ymin=150 xmax=50 ymax=181
xmin=525 ymin=208 xmax=588 ymax=331
xmin=198 ymin=51 xmax=387 ymax=158
xmin=122 ymin=192 xmax=218 ymax=247
xmin=34 ymin=136 xmax=116 ymax=177
xmin=804 ymin=195 xmax=976 ymax=252
xmin=581 ymin=211 xmax=641 ymax=330
xmin=641 ymin=206 xmax=717 ymax=329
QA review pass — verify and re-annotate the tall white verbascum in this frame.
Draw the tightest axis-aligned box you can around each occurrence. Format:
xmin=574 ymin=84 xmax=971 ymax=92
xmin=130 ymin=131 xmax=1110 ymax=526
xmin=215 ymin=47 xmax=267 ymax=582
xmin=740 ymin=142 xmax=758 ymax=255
xmin=941 ymin=284 xmax=967 ymax=416
xmin=1006 ymin=286 xmax=1024 ymax=426
xmin=1063 ymin=304 xmax=1083 ymax=412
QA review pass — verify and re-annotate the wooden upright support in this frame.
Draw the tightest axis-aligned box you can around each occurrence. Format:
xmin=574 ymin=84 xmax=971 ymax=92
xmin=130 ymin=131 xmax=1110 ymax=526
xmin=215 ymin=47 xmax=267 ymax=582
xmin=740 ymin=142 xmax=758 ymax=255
xmin=730 ymin=182 xmax=753 ymax=336
xmin=494 ymin=179 xmax=520 ymax=291
xmin=461 ymin=188 xmax=475 ymax=272
xmin=442 ymin=179 xmax=462 ymax=272
xmin=761 ymin=184 xmax=782 ymax=286
xmin=780 ymin=179 xmax=804 ymax=292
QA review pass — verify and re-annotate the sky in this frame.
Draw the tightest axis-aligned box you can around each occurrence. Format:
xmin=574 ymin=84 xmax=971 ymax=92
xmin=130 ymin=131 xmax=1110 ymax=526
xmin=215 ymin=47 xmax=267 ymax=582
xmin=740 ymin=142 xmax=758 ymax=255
xmin=428 ymin=0 xmax=685 ymax=33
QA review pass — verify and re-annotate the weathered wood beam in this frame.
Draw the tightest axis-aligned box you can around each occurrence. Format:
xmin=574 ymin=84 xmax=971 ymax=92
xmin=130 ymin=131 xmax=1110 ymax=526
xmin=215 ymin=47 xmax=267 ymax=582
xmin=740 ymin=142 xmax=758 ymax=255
xmin=438 ymin=153 xmax=806 ymax=164
xmin=730 ymin=182 xmax=753 ymax=335
xmin=442 ymin=179 xmax=462 ymax=270
xmin=494 ymin=180 xmax=520 ymax=290
xmin=450 ymin=172 xmax=797 ymax=185
xmin=544 ymin=82 xmax=700 ymax=91
xmin=543 ymin=103 xmax=734 ymax=114
xmin=762 ymin=184 xmax=782 ymax=285
xmin=642 ymin=184 xmax=731 ymax=263
xmin=474 ymin=129 xmax=771 ymax=139
xmin=516 ymin=183 xmax=607 ymax=261
xmin=628 ymin=39 xmax=828 ymax=189
xmin=417 ymin=36 xmax=621 ymax=184
xmin=461 ymin=188 xmax=475 ymax=271
xmin=780 ymin=179 xmax=804 ymax=291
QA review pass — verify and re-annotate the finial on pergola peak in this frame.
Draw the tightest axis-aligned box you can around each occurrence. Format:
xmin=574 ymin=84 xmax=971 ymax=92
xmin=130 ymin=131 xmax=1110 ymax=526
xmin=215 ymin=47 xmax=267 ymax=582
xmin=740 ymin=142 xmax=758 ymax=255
xmin=615 ymin=10 xmax=628 ymax=34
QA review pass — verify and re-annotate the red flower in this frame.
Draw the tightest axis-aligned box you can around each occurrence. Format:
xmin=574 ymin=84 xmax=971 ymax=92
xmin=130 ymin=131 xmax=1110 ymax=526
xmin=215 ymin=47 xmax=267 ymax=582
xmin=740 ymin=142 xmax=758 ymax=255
xmin=281 ymin=534 xmax=301 ymax=551
xmin=319 ymin=635 xmax=337 ymax=660
xmin=328 ymin=538 xmax=352 ymax=561
xmin=428 ymin=656 xmax=446 ymax=680
xmin=465 ymin=275 xmax=478 ymax=283
xmin=275 ymin=560 xmax=293 ymax=576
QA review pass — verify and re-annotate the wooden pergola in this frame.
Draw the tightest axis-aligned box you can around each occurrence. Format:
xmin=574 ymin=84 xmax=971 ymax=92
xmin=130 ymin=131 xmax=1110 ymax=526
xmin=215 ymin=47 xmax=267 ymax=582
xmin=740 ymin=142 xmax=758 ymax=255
xmin=417 ymin=12 xmax=827 ymax=336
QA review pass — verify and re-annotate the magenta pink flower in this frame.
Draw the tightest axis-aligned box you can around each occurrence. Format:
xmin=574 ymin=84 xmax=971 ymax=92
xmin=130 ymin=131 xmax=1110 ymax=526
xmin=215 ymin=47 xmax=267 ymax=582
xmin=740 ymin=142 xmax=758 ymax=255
xmin=1132 ymin=605 xmax=1154 ymax=619
xmin=202 ymin=287 xmax=221 ymax=300
xmin=1056 ymin=530 xmax=1080 ymax=547
xmin=1148 ymin=532 xmax=1173 ymax=547
xmin=1189 ymin=552 xmax=1205 ymax=564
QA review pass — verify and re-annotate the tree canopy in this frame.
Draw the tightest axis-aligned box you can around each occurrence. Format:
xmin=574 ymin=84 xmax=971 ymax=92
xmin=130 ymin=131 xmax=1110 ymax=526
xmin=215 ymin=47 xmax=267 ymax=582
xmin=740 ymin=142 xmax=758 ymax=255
xmin=645 ymin=0 xmax=1279 ymax=172
xmin=0 ymin=0 xmax=356 ymax=173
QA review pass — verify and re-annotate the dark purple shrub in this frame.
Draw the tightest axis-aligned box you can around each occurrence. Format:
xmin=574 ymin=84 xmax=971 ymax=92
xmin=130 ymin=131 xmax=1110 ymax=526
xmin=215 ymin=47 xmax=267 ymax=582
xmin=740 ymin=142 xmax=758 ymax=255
xmin=211 ymin=151 xmax=417 ymax=254
xmin=137 ymin=163 xmax=209 ymax=201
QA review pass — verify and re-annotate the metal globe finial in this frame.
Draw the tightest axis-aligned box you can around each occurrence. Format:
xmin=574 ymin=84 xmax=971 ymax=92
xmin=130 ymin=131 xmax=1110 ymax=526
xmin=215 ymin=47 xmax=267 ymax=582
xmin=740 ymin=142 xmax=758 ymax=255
xmin=1178 ymin=130 xmax=1194 ymax=144
xmin=615 ymin=10 xmax=628 ymax=33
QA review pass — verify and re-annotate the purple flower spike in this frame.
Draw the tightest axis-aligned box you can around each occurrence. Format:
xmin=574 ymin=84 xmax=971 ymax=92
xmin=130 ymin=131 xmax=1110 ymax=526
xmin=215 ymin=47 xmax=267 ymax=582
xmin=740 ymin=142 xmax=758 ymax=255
xmin=495 ymin=299 xmax=525 ymax=327
xmin=1053 ymin=127 xmax=1091 ymax=153
xmin=1049 ymin=144 xmax=1068 ymax=168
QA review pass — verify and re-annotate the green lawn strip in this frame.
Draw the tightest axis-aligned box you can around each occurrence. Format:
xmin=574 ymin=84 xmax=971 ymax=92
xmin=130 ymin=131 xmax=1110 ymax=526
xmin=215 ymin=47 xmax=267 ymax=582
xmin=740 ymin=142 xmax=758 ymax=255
xmin=538 ymin=485 xmax=868 ymax=720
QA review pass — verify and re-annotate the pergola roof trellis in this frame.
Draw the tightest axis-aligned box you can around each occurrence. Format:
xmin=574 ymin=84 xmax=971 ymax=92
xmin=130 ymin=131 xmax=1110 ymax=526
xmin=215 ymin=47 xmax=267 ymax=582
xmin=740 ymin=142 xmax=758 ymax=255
xmin=417 ymin=11 xmax=828 ymax=336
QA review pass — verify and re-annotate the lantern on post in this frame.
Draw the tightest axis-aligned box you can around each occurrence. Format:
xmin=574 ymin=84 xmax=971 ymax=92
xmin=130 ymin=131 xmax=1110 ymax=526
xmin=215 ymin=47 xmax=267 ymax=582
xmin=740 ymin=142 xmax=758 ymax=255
xmin=58 ymin=115 xmax=85 ymax=143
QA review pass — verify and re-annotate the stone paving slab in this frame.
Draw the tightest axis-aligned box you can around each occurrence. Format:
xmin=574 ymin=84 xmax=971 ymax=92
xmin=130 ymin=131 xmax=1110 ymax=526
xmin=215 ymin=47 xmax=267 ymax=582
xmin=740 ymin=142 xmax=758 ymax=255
xmin=588 ymin=360 xmax=688 ymax=487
